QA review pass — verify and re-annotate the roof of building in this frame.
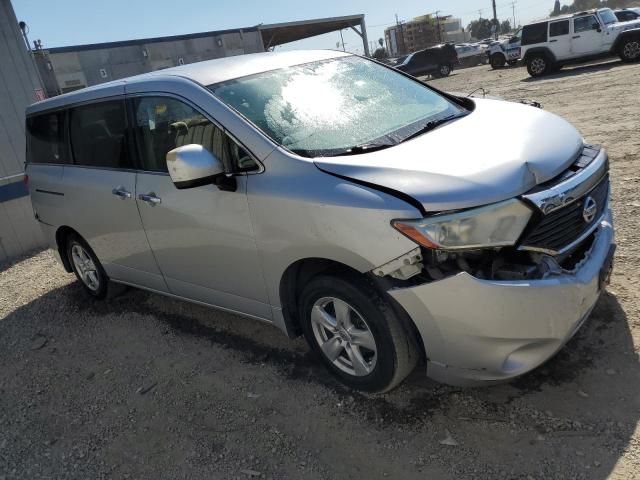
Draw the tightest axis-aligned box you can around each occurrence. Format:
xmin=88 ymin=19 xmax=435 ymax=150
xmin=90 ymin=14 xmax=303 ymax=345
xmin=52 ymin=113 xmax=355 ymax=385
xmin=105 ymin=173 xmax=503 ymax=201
xmin=46 ymin=26 xmax=259 ymax=54
xmin=259 ymin=14 xmax=364 ymax=49
xmin=27 ymin=50 xmax=350 ymax=114
xmin=44 ymin=14 xmax=366 ymax=54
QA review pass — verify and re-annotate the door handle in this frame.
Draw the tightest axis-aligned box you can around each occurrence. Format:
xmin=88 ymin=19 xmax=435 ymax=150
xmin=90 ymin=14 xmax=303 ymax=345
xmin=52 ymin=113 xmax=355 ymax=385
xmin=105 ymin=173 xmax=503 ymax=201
xmin=550 ymin=39 xmax=557 ymax=42
xmin=572 ymin=35 xmax=581 ymax=39
xmin=112 ymin=187 xmax=132 ymax=200
xmin=138 ymin=192 xmax=161 ymax=206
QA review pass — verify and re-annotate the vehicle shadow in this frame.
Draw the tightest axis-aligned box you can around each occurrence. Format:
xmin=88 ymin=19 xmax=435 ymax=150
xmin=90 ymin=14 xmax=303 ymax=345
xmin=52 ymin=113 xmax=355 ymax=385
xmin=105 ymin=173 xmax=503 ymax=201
xmin=0 ymin=278 xmax=637 ymax=478
xmin=521 ymin=58 xmax=623 ymax=82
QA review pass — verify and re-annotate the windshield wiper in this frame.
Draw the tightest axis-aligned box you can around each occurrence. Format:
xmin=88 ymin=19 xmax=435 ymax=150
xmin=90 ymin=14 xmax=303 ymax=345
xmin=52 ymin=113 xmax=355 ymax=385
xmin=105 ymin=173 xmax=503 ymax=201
xmin=341 ymin=142 xmax=396 ymax=156
xmin=399 ymin=114 xmax=465 ymax=144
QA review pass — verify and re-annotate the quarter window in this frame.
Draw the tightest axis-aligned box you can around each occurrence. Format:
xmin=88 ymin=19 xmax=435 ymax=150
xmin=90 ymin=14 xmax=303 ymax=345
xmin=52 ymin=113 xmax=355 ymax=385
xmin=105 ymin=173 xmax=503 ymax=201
xmin=131 ymin=97 xmax=258 ymax=173
xmin=549 ymin=20 xmax=570 ymax=37
xmin=69 ymin=101 xmax=131 ymax=168
xmin=574 ymin=16 xmax=599 ymax=33
xmin=26 ymin=111 xmax=70 ymax=164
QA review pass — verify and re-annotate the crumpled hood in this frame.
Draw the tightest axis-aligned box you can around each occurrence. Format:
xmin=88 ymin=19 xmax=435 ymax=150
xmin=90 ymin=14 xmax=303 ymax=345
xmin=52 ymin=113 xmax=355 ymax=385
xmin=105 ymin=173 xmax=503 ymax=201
xmin=314 ymin=98 xmax=583 ymax=212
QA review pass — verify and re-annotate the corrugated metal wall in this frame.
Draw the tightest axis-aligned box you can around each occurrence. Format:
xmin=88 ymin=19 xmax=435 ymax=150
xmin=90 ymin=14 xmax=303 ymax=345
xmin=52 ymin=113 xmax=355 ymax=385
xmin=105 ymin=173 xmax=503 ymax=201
xmin=0 ymin=0 xmax=47 ymax=264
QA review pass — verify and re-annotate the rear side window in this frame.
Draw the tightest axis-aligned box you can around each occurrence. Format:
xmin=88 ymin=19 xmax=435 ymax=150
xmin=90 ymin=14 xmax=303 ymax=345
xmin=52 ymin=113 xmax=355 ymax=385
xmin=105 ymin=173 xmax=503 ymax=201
xmin=26 ymin=111 xmax=70 ymax=164
xmin=69 ymin=100 xmax=131 ymax=169
xmin=549 ymin=20 xmax=570 ymax=37
xmin=522 ymin=22 xmax=548 ymax=45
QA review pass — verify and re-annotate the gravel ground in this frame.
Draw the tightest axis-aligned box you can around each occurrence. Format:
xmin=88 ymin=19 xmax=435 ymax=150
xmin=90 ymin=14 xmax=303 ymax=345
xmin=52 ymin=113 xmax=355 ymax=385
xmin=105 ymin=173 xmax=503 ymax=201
xmin=1 ymin=59 xmax=639 ymax=480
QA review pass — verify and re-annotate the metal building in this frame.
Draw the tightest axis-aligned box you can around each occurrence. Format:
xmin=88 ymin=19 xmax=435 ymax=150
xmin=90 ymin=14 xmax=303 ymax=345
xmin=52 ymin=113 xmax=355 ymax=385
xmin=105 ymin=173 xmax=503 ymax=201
xmin=34 ymin=15 xmax=369 ymax=97
xmin=0 ymin=0 xmax=47 ymax=264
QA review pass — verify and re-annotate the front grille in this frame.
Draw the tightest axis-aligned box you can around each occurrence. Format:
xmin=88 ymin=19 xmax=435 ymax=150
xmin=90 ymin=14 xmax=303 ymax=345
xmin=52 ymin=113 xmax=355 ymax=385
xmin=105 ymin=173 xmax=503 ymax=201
xmin=521 ymin=175 xmax=609 ymax=253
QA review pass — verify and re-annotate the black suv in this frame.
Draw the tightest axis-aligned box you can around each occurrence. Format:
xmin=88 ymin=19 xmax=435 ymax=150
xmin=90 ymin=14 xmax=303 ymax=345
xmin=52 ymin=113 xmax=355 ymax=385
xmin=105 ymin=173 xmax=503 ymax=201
xmin=394 ymin=44 xmax=458 ymax=78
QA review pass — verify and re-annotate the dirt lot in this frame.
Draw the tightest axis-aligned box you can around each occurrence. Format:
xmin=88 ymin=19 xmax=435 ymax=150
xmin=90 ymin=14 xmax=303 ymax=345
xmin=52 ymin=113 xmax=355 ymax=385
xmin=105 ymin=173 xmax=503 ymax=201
xmin=1 ymin=59 xmax=639 ymax=480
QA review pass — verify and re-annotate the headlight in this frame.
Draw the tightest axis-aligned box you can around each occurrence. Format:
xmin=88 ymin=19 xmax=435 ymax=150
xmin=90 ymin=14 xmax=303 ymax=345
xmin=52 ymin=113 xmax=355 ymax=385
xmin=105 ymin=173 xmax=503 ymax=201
xmin=392 ymin=199 xmax=532 ymax=250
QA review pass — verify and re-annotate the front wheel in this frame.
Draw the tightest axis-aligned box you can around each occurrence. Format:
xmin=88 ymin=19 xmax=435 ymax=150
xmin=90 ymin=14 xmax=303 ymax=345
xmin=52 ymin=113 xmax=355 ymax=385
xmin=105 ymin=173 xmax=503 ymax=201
xmin=299 ymin=275 xmax=419 ymax=393
xmin=619 ymin=38 xmax=640 ymax=62
xmin=490 ymin=53 xmax=506 ymax=69
xmin=436 ymin=63 xmax=451 ymax=77
xmin=526 ymin=54 xmax=549 ymax=77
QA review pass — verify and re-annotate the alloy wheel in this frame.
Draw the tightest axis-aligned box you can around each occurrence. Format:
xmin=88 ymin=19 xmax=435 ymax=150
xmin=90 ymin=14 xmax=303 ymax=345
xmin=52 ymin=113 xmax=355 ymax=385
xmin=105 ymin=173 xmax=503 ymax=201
xmin=440 ymin=65 xmax=451 ymax=76
xmin=71 ymin=244 xmax=100 ymax=291
xmin=530 ymin=57 xmax=546 ymax=75
xmin=310 ymin=297 xmax=377 ymax=377
xmin=623 ymin=41 xmax=640 ymax=60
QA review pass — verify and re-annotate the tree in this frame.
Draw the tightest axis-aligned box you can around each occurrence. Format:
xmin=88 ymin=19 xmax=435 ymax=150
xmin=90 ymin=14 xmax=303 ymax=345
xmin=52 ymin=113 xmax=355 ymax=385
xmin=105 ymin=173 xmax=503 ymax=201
xmin=372 ymin=47 xmax=388 ymax=60
xmin=467 ymin=18 xmax=493 ymax=40
xmin=552 ymin=0 xmax=562 ymax=16
xmin=378 ymin=38 xmax=384 ymax=48
xmin=500 ymin=20 xmax=512 ymax=33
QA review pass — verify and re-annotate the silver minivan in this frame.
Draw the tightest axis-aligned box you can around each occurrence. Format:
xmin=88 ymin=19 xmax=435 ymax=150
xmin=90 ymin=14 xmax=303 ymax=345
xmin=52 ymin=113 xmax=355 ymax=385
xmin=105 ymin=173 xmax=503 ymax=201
xmin=26 ymin=50 xmax=615 ymax=392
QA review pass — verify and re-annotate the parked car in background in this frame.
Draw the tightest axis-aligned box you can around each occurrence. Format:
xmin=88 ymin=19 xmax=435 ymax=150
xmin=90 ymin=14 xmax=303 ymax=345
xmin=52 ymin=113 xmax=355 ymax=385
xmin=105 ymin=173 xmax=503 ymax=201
xmin=487 ymin=30 xmax=522 ymax=69
xmin=455 ymin=43 xmax=488 ymax=67
xmin=394 ymin=44 xmax=458 ymax=77
xmin=521 ymin=8 xmax=640 ymax=77
xmin=26 ymin=50 xmax=615 ymax=393
xmin=614 ymin=8 xmax=640 ymax=22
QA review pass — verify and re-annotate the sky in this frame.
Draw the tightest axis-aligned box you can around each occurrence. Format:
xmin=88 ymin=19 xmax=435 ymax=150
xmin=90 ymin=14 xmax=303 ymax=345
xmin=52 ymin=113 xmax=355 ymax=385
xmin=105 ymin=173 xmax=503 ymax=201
xmin=12 ymin=0 xmax=557 ymax=54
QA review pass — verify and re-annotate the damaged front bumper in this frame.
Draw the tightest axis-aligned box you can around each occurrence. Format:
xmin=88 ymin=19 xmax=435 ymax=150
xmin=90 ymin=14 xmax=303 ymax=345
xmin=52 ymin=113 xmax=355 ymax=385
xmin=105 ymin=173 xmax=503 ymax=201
xmin=388 ymin=208 xmax=615 ymax=386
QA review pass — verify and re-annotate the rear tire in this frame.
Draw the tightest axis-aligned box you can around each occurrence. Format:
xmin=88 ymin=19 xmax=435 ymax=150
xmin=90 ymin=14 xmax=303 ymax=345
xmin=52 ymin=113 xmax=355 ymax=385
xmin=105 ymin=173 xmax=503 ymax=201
xmin=66 ymin=234 xmax=109 ymax=299
xmin=299 ymin=274 xmax=419 ymax=393
xmin=619 ymin=38 xmax=640 ymax=62
xmin=526 ymin=54 xmax=549 ymax=77
xmin=490 ymin=53 xmax=506 ymax=69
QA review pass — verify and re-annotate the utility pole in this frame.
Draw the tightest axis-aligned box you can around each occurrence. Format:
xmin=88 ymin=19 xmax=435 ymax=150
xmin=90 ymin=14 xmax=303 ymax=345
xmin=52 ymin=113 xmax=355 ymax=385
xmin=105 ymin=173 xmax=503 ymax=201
xmin=434 ymin=10 xmax=442 ymax=44
xmin=510 ymin=1 xmax=517 ymax=29
xmin=492 ymin=0 xmax=499 ymax=39
xmin=395 ymin=14 xmax=406 ymax=55
xmin=339 ymin=29 xmax=346 ymax=52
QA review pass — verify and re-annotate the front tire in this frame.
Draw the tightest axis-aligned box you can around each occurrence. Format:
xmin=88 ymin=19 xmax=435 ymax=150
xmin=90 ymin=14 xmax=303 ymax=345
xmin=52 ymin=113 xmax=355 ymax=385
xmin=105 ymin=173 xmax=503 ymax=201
xmin=436 ymin=63 xmax=451 ymax=77
xmin=299 ymin=275 xmax=419 ymax=393
xmin=619 ymin=38 xmax=640 ymax=62
xmin=526 ymin=54 xmax=549 ymax=77
xmin=66 ymin=234 xmax=109 ymax=299
xmin=490 ymin=53 xmax=506 ymax=69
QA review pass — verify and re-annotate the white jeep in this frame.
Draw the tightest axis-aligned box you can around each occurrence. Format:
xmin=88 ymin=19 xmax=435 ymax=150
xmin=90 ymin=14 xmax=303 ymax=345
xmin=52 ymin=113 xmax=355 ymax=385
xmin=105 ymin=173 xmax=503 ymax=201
xmin=487 ymin=30 xmax=522 ymax=69
xmin=521 ymin=8 xmax=640 ymax=77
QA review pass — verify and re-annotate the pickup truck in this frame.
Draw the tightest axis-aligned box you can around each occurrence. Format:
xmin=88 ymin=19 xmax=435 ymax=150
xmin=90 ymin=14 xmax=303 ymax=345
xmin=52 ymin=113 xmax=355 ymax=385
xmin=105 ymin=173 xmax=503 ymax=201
xmin=520 ymin=7 xmax=640 ymax=77
xmin=487 ymin=31 xmax=522 ymax=69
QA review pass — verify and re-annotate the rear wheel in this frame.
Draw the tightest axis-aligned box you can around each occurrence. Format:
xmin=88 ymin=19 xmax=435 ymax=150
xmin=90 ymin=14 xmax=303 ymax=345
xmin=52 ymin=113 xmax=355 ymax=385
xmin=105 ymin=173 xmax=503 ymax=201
xmin=619 ymin=38 xmax=640 ymax=62
xmin=66 ymin=234 xmax=109 ymax=298
xmin=526 ymin=54 xmax=549 ymax=77
xmin=490 ymin=53 xmax=506 ymax=69
xmin=299 ymin=275 xmax=419 ymax=393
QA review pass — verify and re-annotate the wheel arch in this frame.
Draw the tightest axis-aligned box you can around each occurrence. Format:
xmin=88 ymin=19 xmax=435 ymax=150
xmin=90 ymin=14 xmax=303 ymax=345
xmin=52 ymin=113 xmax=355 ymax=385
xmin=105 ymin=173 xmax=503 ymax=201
xmin=278 ymin=257 xmax=427 ymax=361
xmin=611 ymin=29 xmax=640 ymax=53
xmin=55 ymin=225 xmax=81 ymax=273
xmin=523 ymin=47 xmax=556 ymax=63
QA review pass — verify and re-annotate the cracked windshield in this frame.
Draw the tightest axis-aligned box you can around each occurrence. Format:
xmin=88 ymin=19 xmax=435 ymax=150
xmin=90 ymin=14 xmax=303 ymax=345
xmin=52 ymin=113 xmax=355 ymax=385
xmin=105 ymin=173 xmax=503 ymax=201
xmin=211 ymin=56 xmax=463 ymax=156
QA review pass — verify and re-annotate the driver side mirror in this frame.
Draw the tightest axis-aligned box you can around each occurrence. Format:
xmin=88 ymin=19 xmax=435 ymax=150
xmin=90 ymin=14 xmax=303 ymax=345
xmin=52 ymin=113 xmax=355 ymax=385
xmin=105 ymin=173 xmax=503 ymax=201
xmin=593 ymin=23 xmax=602 ymax=32
xmin=166 ymin=144 xmax=225 ymax=190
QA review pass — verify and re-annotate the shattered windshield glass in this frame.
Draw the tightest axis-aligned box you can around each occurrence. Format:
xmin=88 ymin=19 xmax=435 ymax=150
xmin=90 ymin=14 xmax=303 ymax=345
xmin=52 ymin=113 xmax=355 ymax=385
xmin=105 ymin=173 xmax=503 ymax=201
xmin=209 ymin=56 xmax=465 ymax=157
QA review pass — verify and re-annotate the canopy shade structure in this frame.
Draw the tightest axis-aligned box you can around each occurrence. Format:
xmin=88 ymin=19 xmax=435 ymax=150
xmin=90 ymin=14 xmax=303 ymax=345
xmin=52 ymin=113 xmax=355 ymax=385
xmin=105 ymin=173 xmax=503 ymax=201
xmin=259 ymin=14 xmax=370 ymax=56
